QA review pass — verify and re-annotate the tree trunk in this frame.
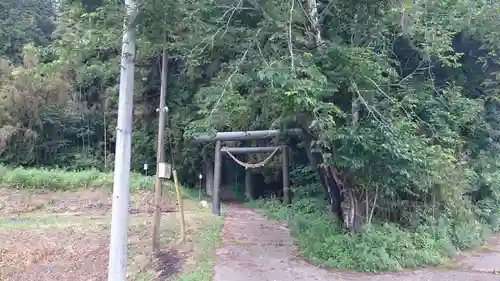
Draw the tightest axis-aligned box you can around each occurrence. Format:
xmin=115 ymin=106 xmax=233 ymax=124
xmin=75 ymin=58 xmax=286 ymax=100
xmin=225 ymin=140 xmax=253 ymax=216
xmin=323 ymin=165 xmax=361 ymax=232
xmin=298 ymin=0 xmax=362 ymax=232
xmin=297 ymin=120 xmax=361 ymax=232
xmin=303 ymin=138 xmax=329 ymax=200
xmin=304 ymin=0 xmax=321 ymax=46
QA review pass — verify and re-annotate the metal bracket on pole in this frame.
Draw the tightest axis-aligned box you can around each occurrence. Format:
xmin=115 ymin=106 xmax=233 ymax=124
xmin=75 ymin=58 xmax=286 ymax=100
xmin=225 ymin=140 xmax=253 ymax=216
xmin=156 ymin=106 xmax=169 ymax=113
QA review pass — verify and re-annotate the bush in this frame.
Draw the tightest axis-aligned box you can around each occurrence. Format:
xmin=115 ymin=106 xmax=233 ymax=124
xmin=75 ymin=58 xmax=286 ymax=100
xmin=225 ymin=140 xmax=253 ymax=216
xmin=251 ymin=197 xmax=491 ymax=272
xmin=0 ymin=164 xmax=154 ymax=190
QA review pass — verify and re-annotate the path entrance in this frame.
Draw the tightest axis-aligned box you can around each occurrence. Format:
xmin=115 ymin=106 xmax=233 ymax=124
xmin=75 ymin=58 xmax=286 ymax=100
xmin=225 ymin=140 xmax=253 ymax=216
xmin=212 ymin=205 xmax=500 ymax=281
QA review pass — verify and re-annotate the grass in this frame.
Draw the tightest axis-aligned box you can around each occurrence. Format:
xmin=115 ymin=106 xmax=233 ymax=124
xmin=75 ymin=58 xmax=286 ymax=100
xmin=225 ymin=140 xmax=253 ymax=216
xmin=248 ymin=197 xmax=491 ymax=273
xmin=0 ymin=165 xmax=224 ymax=281
xmin=0 ymin=164 xmax=154 ymax=190
xmin=0 ymin=164 xmax=204 ymax=202
xmin=176 ymin=217 xmax=224 ymax=281
xmin=0 ymin=213 xmax=110 ymax=229
xmin=128 ymin=211 xmax=223 ymax=281
xmin=0 ymin=211 xmax=197 ymax=280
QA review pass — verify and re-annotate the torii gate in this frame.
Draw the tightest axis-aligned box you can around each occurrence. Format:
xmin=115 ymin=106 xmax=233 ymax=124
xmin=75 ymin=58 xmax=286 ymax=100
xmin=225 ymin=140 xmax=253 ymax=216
xmin=194 ymin=129 xmax=301 ymax=215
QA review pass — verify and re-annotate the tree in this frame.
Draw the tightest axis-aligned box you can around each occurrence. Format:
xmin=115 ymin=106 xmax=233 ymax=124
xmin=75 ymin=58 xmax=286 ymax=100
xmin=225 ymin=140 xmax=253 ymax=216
xmin=1 ymin=0 xmax=500 ymax=235
xmin=0 ymin=0 xmax=55 ymax=63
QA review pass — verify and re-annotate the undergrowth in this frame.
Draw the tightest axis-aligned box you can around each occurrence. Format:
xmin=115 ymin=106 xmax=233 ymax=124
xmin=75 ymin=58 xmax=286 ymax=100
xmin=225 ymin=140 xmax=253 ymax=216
xmin=176 ymin=217 xmax=224 ymax=281
xmin=0 ymin=164 xmax=154 ymax=190
xmin=0 ymin=165 xmax=204 ymax=201
xmin=229 ymin=183 xmax=247 ymax=202
xmin=249 ymin=197 xmax=492 ymax=272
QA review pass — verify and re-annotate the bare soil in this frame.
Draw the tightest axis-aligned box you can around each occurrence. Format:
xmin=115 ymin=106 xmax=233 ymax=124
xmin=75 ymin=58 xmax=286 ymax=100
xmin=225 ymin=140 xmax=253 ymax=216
xmin=3 ymin=187 xmax=498 ymax=281
xmin=0 ymin=187 xmax=176 ymax=215
xmin=212 ymin=205 xmax=500 ymax=281
xmin=0 ymin=187 xmax=205 ymax=281
xmin=0 ymin=227 xmax=109 ymax=281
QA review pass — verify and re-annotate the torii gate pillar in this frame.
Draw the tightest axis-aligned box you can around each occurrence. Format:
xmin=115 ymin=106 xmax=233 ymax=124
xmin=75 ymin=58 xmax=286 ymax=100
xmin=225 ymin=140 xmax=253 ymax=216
xmin=194 ymin=129 xmax=300 ymax=216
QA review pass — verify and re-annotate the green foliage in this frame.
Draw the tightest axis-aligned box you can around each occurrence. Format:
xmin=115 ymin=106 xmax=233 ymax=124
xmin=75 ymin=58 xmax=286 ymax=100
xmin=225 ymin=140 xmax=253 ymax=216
xmin=0 ymin=0 xmax=55 ymax=63
xmin=1 ymin=0 xmax=500 ymax=272
xmin=251 ymin=195 xmax=491 ymax=272
xmin=228 ymin=182 xmax=247 ymax=202
xmin=0 ymin=164 xmax=153 ymax=190
xmin=176 ymin=217 xmax=224 ymax=281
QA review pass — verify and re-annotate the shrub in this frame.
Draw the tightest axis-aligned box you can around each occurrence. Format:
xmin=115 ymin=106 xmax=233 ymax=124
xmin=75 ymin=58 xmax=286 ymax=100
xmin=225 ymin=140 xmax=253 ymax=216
xmin=251 ymin=197 xmax=491 ymax=272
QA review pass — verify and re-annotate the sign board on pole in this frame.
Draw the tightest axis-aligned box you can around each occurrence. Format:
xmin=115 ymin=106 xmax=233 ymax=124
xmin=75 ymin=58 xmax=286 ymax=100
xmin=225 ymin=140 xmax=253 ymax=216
xmin=158 ymin=162 xmax=172 ymax=179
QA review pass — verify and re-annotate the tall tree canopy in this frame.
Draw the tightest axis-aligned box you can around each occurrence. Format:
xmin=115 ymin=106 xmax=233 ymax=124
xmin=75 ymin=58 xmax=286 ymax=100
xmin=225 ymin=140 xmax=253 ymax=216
xmin=0 ymin=0 xmax=55 ymax=63
xmin=1 ymin=0 xmax=500 ymax=233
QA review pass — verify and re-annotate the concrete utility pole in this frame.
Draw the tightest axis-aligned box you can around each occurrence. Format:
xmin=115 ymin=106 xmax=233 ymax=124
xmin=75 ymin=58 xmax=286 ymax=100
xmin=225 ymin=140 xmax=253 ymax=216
xmin=152 ymin=49 xmax=168 ymax=251
xmin=107 ymin=0 xmax=137 ymax=280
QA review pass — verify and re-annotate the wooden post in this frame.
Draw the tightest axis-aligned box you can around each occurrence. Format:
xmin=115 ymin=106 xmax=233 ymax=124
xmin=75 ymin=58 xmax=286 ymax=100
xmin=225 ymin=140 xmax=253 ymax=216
xmin=173 ymin=170 xmax=186 ymax=242
xmin=204 ymin=160 xmax=214 ymax=196
xmin=152 ymin=50 xmax=168 ymax=251
xmin=282 ymin=145 xmax=291 ymax=205
xmin=213 ymin=140 xmax=222 ymax=216
xmin=245 ymin=168 xmax=253 ymax=200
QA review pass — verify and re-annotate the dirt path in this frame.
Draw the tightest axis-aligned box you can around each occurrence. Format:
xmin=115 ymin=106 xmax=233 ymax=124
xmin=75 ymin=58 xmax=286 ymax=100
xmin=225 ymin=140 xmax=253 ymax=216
xmin=212 ymin=205 xmax=500 ymax=281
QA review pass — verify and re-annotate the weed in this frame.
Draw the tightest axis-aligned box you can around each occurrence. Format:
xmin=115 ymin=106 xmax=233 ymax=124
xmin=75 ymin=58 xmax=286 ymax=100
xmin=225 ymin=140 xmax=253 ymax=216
xmin=0 ymin=165 xmax=204 ymax=201
xmin=176 ymin=216 xmax=223 ymax=281
xmin=0 ymin=166 xmax=224 ymax=281
xmin=0 ymin=165 xmax=154 ymax=190
xmin=250 ymin=197 xmax=491 ymax=272
xmin=229 ymin=183 xmax=247 ymax=202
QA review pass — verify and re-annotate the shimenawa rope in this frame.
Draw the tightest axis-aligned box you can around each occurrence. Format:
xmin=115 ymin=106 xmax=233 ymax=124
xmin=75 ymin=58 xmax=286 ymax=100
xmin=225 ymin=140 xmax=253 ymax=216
xmin=221 ymin=146 xmax=280 ymax=169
